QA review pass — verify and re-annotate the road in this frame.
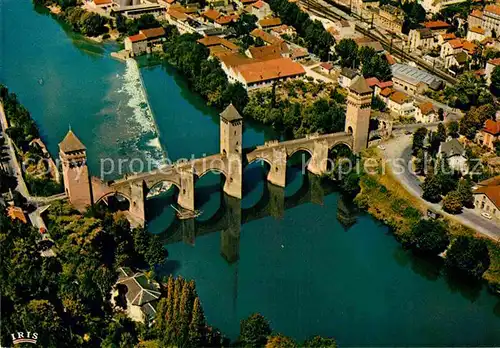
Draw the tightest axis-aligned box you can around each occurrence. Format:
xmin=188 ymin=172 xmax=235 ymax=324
xmin=382 ymin=135 xmax=500 ymax=240
xmin=302 ymin=63 xmax=336 ymax=83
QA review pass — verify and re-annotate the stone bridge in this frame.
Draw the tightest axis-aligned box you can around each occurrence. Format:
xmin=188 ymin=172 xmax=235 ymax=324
xmin=60 ymin=76 xmax=374 ymax=226
xmin=246 ymin=132 xmax=353 ymax=187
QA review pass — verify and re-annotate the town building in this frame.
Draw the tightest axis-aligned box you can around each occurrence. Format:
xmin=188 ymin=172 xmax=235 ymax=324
xmin=114 ymin=267 xmax=161 ymax=323
xmin=391 ymin=63 xmax=444 ymax=95
xmin=245 ymin=42 xmax=289 ymax=59
xmin=338 ymin=67 xmax=359 ymax=89
xmin=479 ymin=5 xmax=500 ymax=36
xmin=220 ymin=54 xmax=306 ymax=90
xmin=366 ymin=77 xmax=393 ymax=96
xmin=473 ymin=176 xmax=500 ymax=220
xmin=368 ymin=4 xmax=405 ymax=34
xmin=384 ymin=90 xmax=415 ymax=117
xmin=466 ymin=26 xmax=487 ymax=42
xmin=408 ymin=28 xmax=435 ymax=52
xmin=198 ymin=36 xmax=239 ymax=58
xmin=112 ymin=2 xmax=166 ymax=18
xmin=270 ymin=24 xmax=296 ymax=38
xmin=245 ymin=0 xmax=272 ymax=19
xmin=258 ymin=17 xmax=282 ymax=30
xmin=438 ymin=138 xmax=468 ymax=174
xmin=124 ymin=27 xmax=166 ymax=57
xmin=319 ymin=62 xmax=334 ymax=74
xmin=250 ymin=28 xmax=284 ymax=45
xmin=477 ymin=119 xmax=500 ymax=151
xmin=468 ymin=9 xmax=484 ymax=28
xmin=421 ymin=20 xmax=451 ymax=35
xmin=415 ymin=102 xmax=437 ymax=123
xmin=485 ymin=58 xmax=500 ymax=84
xmin=235 ymin=0 xmax=258 ymax=8
xmin=437 ymin=32 xmax=456 ymax=46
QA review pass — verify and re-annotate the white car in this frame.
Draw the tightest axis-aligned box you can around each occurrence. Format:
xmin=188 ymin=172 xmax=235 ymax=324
xmin=378 ymin=145 xmax=386 ymax=150
xmin=481 ymin=212 xmax=492 ymax=220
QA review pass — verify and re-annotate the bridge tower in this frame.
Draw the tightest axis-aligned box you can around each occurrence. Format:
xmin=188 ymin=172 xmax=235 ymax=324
xmin=59 ymin=130 xmax=92 ymax=210
xmin=345 ymin=76 xmax=372 ymax=153
xmin=220 ymin=104 xmax=242 ymax=199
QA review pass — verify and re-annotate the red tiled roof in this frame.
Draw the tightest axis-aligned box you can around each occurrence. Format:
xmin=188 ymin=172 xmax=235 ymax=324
xmin=141 ymin=27 xmax=166 ymax=39
xmin=250 ymin=28 xmax=283 ymax=45
xmin=259 ymin=17 xmax=282 ymax=28
xmin=485 ymin=4 xmax=500 ymax=16
xmin=380 ymin=87 xmax=393 ymax=97
xmin=94 ymin=0 xmax=112 ymax=4
xmin=469 ymin=26 xmax=485 ymax=34
xmin=475 ymin=69 xmax=486 ymax=76
xmin=378 ymin=80 xmax=393 ymax=88
xmin=385 ymin=52 xmax=396 ymax=65
xmin=128 ymin=33 xmax=146 ymax=42
xmin=441 ymin=33 xmax=456 ymax=41
xmin=248 ymin=44 xmax=283 ymax=60
xmin=483 ymin=119 xmax=500 ymax=135
xmin=447 ymin=38 xmax=463 ymax=49
xmin=422 ymin=20 xmax=450 ymax=29
xmin=320 ymin=62 xmax=333 ymax=70
xmin=470 ymin=9 xmax=483 ymax=18
xmin=168 ymin=9 xmax=188 ymax=21
xmin=203 ymin=9 xmax=220 ymax=21
xmin=418 ymin=102 xmax=434 ymax=115
xmin=475 ymin=185 xmax=500 ymax=209
xmin=235 ymin=57 xmax=305 ymax=83
xmin=488 ymin=58 xmax=500 ymax=66
xmin=216 ymin=14 xmax=239 ymax=25
xmin=252 ymin=0 xmax=267 ymax=8
xmin=462 ymin=40 xmax=477 ymax=54
xmin=389 ymin=91 xmax=411 ymax=104
xmin=7 ymin=206 xmax=27 ymax=224
xmin=365 ymin=77 xmax=380 ymax=87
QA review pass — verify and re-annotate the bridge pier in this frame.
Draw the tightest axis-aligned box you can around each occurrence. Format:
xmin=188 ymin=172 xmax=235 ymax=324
xmin=267 ymin=147 xmax=287 ymax=187
xmin=223 ymin=154 xmax=243 ymax=199
xmin=129 ymin=181 xmax=146 ymax=226
xmin=178 ymin=170 xmax=195 ymax=211
xmin=307 ymin=140 xmax=329 ymax=176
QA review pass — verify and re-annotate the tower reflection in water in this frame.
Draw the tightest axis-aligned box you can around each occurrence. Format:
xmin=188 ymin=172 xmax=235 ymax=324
xmin=149 ymin=170 xmax=359 ymax=263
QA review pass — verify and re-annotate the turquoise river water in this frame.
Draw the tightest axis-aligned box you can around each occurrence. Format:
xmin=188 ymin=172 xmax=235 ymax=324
xmin=2 ymin=0 xmax=500 ymax=345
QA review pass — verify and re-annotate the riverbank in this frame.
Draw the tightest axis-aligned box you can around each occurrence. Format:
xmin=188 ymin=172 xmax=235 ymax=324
xmin=356 ymin=147 xmax=500 ymax=292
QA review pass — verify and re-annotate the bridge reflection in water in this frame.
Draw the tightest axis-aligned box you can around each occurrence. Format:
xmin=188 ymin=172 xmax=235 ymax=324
xmin=148 ymin=166 xmax=358 ymax=264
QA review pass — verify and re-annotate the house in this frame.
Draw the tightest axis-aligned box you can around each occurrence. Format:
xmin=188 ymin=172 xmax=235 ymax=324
xmin=408 ymin=28 xmax=435 ymax=52
xmin=438 ymin=138 xmax=468 ymax=174
xmin=220 ymin=54 xmax=306 ymax=90
xmin=258 ymin=17 xmax=282 ymax=30
xmin=90 ymin=0 xmax=113 ymax=11
xmin=477 ymin=119 xmax=500 ymax=151
xmin=6 ymin=206 xmax=27 ymax=224
xmin=197 ymin=36 xmax=239 ymax=58
xmin=114 ymin=267 xmax=161 ymax=323
xmin=421 ymin=20 xmax=451 ymax=35
xmin=166 ymin=8 xmax=191 ymax=33
xmin=478 ymin=5 xmax=500 ymax=37
xmin=215 ymin=14 xmax=239 ymax=26
xmin=485 ymin=58 xmax=500 ymax=84
xmin=245 ymin=0 xmax=272 ymax=19
xmin=235 ymin=0 xmax=258 ymax=8
xmin=437 ymin=32 xmax=456 ymax=45
xmin=338 ymin=68 xmax=359 ymax=89
xmin=368 ymin=4 xmax=405 ymax=34
xmin=391 ymin=63 xmax=444 ymax=95
xmin=319 ymin=62 xmax=334 ymax=74
xmin=112 ymin=3 xmax=166 ymax=19
xmin=355 ymin=37 xmax=384 ymax=53
xmin=466 ymin=26 xmax=487 ymax=42
xmin=440 ymin=38 xmax=463 ymax=59
xmin=387 ymin=90 xmax=415 ymax=117
xmin=473 ymin=176 xmax=500 ymax=220
xmin=366 ymin=77 xmax=393 ymax=96
xmin=202 ymin=9 xmax=221 ymax=23
xmin=270 ymin=24 xmax=296 ymax=38
xmin=250 ymin=28 xmax=283 ymax=45
xmin=468 ymin=9 xmax=484 ymax=28
xmin=330 ymin=19 xmax=355 ymax=39
xmin=245 ymin=42 xmax=289 ymax=59
xmin=415 ymin=102 xmax=437 ymax=123
xmin=290 ymin=48 xmax=308 ymax=61
xmin=124 ymin=27 xmax=166 ymax=57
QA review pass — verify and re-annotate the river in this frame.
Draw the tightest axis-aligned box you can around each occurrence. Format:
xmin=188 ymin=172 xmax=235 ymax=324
xmin=2 ymin=1 xmax=500 ymax=345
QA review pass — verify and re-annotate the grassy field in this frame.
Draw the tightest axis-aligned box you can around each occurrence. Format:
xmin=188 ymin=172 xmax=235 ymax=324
xmin=357 ymin=148 xmax=500 ymax=292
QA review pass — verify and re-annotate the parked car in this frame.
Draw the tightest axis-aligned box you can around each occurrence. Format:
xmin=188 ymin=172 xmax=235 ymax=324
xmin=481 ymin=212 xmax=492 ymax=220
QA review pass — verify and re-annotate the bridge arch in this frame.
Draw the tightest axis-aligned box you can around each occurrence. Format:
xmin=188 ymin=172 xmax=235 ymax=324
xmin=95 ymin=191 xmax=132 ymax=211
xmin=287 ymin=146 xmax=313 ymax=158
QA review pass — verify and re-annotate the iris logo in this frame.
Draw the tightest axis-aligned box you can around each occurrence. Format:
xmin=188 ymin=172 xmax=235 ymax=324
xmin=11 ymin=331 xmax=38 ymax=345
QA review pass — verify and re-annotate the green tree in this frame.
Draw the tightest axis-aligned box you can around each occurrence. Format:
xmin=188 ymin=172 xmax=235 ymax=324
xmin=422 ymin=173 xmax=441 ymax=203
xmin=266 ymin=335 xmax=297 ymax=348
xmin=436 ymin=122 xmax=447 ymax=142
xmin=495 ymin=140 xmax=500 ymax=156
xmin=442 ymin=190 xmax=463 ymax=214
xmin=341 ymin=171 xmax=360 ymax=198
xmin=446 ymin=236 xmax=491 ymax=278
xmin=303 ymin=336 xmax=337 ymax=347
xmin=188 ymin=297 xmax=206 ymax=347
xmin=240 ymin=313 xmax=272 ymax=347
xmin=410 ymin=219 xmax=449 ymax=255
xmin=447 ymin=121 xmax=459 ymax=138
xmin=491 ymin=65 xmax=500 ymax=96
xmin=457 ymin=178 xmax=474 ymax=207
xmin=459 ymin=104 xmax=496 ymax=139
xmin=231 ymin=13 xmax=258 ymax=36
xmin=412 ymin=127 xmax=427 ymax=155
xmin=335 ymin=39 xmax=359 ymax=68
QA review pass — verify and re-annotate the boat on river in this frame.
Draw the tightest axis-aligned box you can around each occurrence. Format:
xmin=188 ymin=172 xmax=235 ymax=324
xmin=170 ymin=204 xmax=202 ymax=219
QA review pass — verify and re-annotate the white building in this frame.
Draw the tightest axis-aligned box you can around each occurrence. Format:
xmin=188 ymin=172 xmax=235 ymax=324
xmin=438 ymin=139 xmax=468 ymax=174
xmin=245 ymin=0 xmax=272 ymax=19
xmin=421 ymin=0 xmax=468 ymax=14
xmin=387 ymin=90 xmax=415 ymax=117
xmin=415 ymin=102 xmax=437 ymax=123
xmin=338 ymin=68 xmax=359 ymax=89
xmin=485 ymin=58 xmax=500 ymax=84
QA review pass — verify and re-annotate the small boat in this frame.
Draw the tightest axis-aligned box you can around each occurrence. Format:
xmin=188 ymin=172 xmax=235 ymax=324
xmin=170 ymin=204 xmax=202 ymax=220
xmin=38 ymin=78 xmax=44 ymax=85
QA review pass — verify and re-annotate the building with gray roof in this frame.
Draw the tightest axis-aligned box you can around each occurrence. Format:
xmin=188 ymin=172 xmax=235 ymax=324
xmin=391 ymin=63 xmax=444 ymax=95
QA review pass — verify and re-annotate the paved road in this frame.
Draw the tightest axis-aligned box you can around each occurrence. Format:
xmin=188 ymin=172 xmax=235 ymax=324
xmin=382 ymin=135 xmax=500 ymax=240
xmin=302 ymin=63 xmax=336 ymax=83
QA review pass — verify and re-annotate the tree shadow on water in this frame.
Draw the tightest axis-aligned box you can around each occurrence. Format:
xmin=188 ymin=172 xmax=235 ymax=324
xmin=444 ymin=268 xmax=483 ymax=303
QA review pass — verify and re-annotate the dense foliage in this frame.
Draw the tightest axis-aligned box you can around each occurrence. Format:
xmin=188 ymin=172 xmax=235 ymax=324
xmin=459 ymin=104 xmax=496 ymax=140
xmin=446 ymin=235 xmax=491 ymax=278
xmin=409 ymin=219 xmax=449 ymax=255
xmin=268 ymin=0 xmax=334 ymax=60
xmin=335 ymin=39 xmax=392 ymax=81
xmin=444 ymin=72 xmax=492 ymax=110
xmin=115 ymin=13 xmax=161 ymax=36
